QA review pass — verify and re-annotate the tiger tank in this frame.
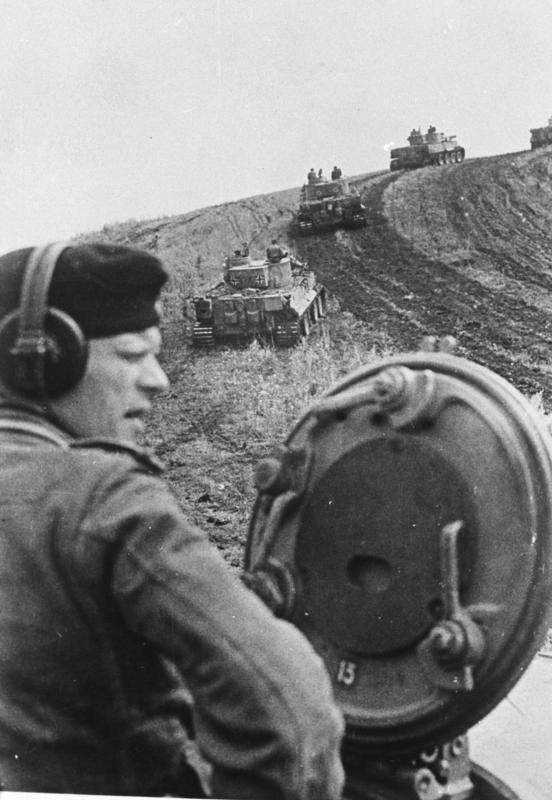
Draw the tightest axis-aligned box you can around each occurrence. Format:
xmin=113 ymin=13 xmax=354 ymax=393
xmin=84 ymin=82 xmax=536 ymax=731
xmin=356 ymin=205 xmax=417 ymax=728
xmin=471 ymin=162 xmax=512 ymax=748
xmin=191 ymin=246 xmax=326 ymax=347
xmin=390 ymin=125 xmax=465 ymax=171
xmin=530 ymin=115 xmax=552 ymax=149
xmin=292 ymin=175 xmax=367 ymax=235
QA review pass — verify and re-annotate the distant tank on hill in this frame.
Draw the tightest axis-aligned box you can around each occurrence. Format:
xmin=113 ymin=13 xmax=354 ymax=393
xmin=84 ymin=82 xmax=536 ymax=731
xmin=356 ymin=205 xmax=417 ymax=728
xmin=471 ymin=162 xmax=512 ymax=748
xmin=291 ymin=171 xmax=367 ymax=235
xmin=530 ymin=115 xmax=552 ymax=149
xmin=390 ymin=125 xmax=465 ymax=171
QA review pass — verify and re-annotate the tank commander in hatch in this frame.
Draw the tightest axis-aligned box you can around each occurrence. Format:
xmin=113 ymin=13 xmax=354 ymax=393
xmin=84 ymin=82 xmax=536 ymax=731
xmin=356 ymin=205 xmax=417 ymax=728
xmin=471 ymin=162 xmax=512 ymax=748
xmin=266 ymin=238 xmax=288 ymax=262
xmin=307 ymin=167 xmax=317 ymax=184
xmin=0 ymin=241 xmax=344 ymax=799
xmin=331 ymin=166 xmax=342 ymax=180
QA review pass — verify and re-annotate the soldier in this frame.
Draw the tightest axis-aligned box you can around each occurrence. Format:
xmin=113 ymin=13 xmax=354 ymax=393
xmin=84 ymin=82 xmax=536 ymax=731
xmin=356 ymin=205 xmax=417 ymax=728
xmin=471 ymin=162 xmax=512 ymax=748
xmin=266 ymin=238 xmax=288 ymax=262
xmin=0 ymin=242 xmax=344 ymax=798
xmin=307 ymin=167 xmax=317 ymax=184
xmin=331 ymin=166 xmax=342 ymax=180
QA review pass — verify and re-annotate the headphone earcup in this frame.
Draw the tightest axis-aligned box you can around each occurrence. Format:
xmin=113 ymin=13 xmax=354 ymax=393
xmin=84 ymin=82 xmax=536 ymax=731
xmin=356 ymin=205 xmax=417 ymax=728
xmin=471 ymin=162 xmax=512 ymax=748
xmin=0 ymin=307 xmax=88 ymax=399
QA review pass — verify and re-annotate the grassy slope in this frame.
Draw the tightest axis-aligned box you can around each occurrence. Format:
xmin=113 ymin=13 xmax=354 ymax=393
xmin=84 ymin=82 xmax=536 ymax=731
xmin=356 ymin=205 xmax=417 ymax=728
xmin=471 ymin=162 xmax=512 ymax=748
xmin=147 ymin=311 xmax=387 ymax=568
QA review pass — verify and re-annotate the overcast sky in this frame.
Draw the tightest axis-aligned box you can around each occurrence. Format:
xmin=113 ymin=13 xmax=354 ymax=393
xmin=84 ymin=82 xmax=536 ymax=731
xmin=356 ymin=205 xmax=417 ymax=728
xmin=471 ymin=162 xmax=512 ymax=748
xmin=1 ymin=0 xmax=552 ymax=252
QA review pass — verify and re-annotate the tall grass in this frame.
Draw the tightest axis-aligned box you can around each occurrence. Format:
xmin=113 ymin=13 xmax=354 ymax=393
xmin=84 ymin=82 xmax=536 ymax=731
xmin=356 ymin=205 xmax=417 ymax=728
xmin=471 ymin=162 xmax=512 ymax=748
xmin=146 ymin=312 xmax=388 ymax=566
xmin=149 ymin=308 xmax=552 ymax=570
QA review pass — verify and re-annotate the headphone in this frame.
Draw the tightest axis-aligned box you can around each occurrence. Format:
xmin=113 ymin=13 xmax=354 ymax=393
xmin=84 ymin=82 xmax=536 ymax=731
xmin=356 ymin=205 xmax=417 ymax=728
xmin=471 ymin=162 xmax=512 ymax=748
xmin=0 ymin=242 xmax=89 ymax=399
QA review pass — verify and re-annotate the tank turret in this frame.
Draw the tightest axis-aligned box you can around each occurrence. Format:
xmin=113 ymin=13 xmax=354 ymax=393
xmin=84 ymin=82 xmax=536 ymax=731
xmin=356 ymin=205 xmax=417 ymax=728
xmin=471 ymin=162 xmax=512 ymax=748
xmin=222 ymin=250 xmax=293 ymax=291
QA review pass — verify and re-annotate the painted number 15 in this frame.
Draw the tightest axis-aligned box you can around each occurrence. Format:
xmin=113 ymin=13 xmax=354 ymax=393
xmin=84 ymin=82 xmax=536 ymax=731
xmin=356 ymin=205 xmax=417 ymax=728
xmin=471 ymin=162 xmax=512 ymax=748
xmin=336 ymin=659 xmax=357 ymax=687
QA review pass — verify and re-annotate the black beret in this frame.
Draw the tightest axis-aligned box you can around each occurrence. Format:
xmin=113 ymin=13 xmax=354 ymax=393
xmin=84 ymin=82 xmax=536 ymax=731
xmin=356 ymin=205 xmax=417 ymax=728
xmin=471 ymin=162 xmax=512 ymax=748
xmin=0 ymin=242 xmax=168 ymax=338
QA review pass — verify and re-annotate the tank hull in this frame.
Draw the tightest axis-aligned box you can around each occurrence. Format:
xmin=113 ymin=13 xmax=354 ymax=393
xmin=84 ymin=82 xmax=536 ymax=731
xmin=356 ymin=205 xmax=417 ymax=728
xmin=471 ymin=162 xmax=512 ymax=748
xmin=390 ymin=143 xmax=465 ymax=171
xmin=293 ymin=210 xmax=367 ymax=235
xmin=530 ymin=124 xmax=552 ymax=149
xmin=192 ymin=255 xmax=327 ymax=347
xmin=390 ymin=127 xmax=465 ymax=171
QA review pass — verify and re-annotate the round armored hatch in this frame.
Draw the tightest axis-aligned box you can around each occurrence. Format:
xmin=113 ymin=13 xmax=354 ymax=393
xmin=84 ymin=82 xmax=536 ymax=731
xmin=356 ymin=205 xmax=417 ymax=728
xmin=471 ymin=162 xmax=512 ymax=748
xmin=245 ymin=353 xmax=552 ymax=755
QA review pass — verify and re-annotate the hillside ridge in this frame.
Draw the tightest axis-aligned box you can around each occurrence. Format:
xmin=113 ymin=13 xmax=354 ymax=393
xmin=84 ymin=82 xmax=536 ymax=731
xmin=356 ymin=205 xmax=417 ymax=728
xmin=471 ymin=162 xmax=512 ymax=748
xmin=83 ymin=148 xmax=552 ymax=403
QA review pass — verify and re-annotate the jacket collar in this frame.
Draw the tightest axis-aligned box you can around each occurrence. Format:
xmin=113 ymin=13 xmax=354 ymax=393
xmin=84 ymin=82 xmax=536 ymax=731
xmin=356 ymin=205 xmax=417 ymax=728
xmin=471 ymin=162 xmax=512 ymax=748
xmin=0 ymin=403 xmax=73 ymax=448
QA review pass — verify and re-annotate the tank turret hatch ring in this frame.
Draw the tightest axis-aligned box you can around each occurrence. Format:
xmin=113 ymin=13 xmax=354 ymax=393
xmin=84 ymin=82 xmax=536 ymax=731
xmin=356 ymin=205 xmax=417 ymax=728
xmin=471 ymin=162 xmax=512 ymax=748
xmin=245 ymin=352 xmax=552 ymax=756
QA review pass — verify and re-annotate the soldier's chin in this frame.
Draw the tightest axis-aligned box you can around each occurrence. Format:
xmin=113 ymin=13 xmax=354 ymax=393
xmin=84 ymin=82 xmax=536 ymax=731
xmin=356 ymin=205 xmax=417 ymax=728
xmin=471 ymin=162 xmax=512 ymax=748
xmin=122 ymin=414 xmax=145 ymax=443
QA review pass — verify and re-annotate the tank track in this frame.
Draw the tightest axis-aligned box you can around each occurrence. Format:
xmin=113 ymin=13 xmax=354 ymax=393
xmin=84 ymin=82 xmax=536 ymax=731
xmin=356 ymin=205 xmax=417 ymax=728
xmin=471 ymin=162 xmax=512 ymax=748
xmin=274 ymin=321 xmax=301 ymax=346
xmin=192 ymin=323 xmax=215 ymax=347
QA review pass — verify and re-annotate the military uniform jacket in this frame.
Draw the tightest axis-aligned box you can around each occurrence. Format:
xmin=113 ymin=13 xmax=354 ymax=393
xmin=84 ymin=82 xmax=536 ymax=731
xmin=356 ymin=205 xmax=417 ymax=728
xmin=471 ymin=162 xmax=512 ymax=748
xmin=0 ymin=408 xmax=344 ymax=799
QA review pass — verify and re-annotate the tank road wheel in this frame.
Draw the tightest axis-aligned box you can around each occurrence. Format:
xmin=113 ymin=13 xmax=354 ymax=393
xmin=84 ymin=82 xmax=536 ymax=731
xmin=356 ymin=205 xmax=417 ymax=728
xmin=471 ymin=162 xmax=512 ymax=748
xmin=450 ymin=150 xmax=458 ymax=163
xmin=437 ymin=152 xmax=446 ymax=166
xmin=456 ymin=148 xmax=465 ymax=163
xmin=301 ymin=313 xmax=311 ymax=338
xmin=445 ymin=151 xmax=452 ymax=164
xmin=192 ymin=323 xmax=215 ymax=347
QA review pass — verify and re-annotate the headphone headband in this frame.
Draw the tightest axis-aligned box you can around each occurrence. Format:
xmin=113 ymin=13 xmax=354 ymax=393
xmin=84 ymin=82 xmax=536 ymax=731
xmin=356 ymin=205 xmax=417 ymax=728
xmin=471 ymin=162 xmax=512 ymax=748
xmin=11 ymin=242 xmax=70 ymax=361
xmin=0 ymin=241 xmax=89 ymax=399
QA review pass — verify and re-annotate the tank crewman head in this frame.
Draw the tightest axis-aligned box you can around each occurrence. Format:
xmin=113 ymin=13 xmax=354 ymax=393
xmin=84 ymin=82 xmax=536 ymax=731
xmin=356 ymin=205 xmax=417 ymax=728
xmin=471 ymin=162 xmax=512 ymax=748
xmin=0 ymin=242 xmax=169 ymax=444
xmin=0 ymin=240 xmax=344 ymax=798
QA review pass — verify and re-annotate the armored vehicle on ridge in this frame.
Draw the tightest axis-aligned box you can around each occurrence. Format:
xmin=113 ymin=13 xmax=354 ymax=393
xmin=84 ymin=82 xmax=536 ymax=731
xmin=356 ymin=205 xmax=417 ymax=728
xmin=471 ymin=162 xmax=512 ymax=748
xmin=390 ymin=125 xmax=465 ymax=171
xmin=191 ymin=245 xmax=326 ymax=347
xmin=530 ymin=115 xmax=552 ymax=149
xmin=292 ymin=174 xmax=367 ymax=235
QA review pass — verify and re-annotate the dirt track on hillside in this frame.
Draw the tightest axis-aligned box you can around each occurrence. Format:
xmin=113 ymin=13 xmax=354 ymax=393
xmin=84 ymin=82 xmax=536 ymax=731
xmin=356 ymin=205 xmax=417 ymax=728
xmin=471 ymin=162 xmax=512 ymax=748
xmin=107 ymin=147 xmax=552 ymax=404
xmin=292 ymin=151 xmax=552 ymax=402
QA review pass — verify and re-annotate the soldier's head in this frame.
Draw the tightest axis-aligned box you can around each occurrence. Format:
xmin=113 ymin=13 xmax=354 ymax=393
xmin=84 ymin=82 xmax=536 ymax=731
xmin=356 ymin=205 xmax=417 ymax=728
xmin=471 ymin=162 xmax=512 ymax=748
xmin=0 ymin=242 xmax=169 ymax=443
